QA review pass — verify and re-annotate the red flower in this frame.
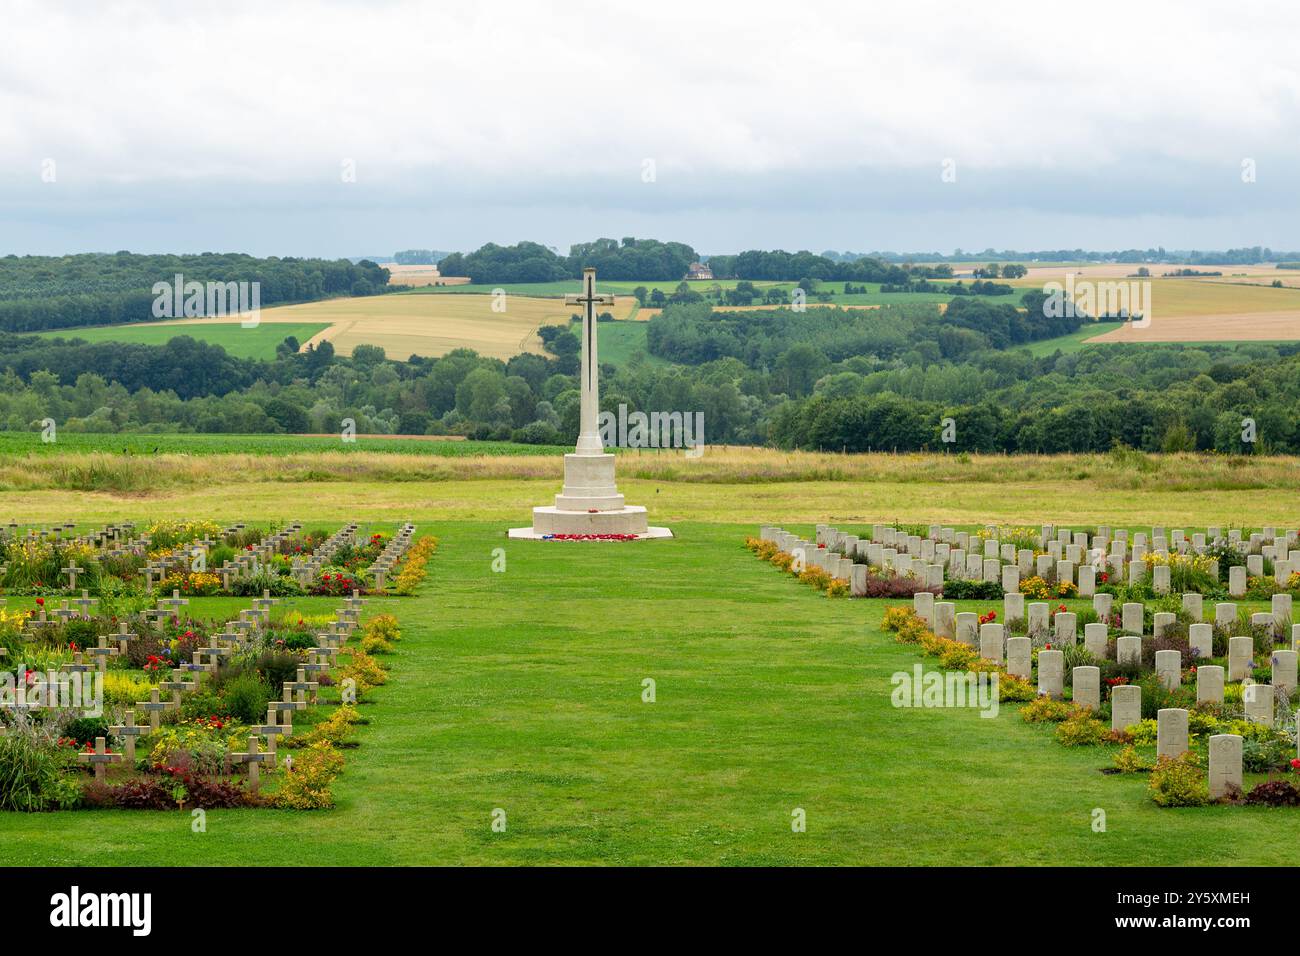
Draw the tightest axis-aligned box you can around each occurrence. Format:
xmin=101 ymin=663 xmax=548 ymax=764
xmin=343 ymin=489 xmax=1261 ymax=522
xmin=35 ymin=597 xmax=44 ymax=606
xmin=1291 ymin=759 xmax=1300 ymax=772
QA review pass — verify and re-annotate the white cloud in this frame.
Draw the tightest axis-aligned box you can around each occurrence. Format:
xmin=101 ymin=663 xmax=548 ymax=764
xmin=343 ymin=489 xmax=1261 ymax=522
xmin=4 ymin=0 xmax=1299 ymax=181
xmin=2 ymin=0 xmax=1298 ymax=253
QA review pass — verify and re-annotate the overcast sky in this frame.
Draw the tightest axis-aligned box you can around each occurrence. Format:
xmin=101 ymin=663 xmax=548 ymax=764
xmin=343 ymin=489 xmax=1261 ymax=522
xmin=3 ymin=0 xmax=1299 ymax=258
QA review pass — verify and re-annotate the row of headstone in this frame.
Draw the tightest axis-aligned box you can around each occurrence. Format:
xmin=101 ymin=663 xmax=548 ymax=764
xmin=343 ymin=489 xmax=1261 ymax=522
xmin=86 ymin=588 xmax=368 ymax=791
xmin=820 ymin=521 xmax=1300 ymax=591
xmin=214 ymin=522 xmax=303 ymax=589
xmin=289 ymin=523 xmax=360 ymax=587
xmin=366 ymin=523 xmax=417 ymax=591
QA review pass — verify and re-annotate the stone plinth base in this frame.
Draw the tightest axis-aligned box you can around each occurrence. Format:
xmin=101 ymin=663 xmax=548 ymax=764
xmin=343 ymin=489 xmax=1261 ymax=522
xmin=555 ymin=452 xmax=623 ymax=511
xmin=509 ymin=505 xmax=672 ymax=540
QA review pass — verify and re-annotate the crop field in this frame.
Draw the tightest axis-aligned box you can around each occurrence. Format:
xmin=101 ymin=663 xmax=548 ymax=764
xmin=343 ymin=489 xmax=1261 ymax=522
xmin=38 ymin=321 xmax=330 ymax=359
xmin=1087 ymin=310 xmax=1300 ymax=343
xmin=32 ymin=294 xmax=641 ymax=362
xmin=0 ymin=431 xmax=565 ymax=460
xmin=994 ymin=267 xmax=1300 ymax=345
xmin=272 ymin=293 xmax=637 ymax=359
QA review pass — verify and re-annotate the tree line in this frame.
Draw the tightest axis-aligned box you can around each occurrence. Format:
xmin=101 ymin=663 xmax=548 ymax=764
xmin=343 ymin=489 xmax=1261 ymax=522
xmin=0 ymin=253 xmax=391 ymax=333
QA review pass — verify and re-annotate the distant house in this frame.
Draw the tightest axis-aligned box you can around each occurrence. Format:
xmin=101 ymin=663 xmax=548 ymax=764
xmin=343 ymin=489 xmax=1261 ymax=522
xmin=685 ymin=262 xmax=713 ymax=281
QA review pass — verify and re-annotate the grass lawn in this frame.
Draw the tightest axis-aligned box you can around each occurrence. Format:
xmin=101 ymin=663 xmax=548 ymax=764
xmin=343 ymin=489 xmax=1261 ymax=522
xmin=591 ymin=320 xmax=666 ymax=367
xmin=0 ymin=508 xmax=1295 ymax=864
xmin=1023 ymin=321 xmax=1124 ymax=356
xmin=0 ymin=432 xmax=566 ymax=458
xmin=38 ymin=322 xmax=329 ymax=359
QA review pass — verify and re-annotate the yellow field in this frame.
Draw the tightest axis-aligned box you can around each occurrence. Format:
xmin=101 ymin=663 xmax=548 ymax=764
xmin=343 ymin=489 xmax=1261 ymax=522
xmin=261 ymin=293 xmax=636 ymax=359
xmin=382 ymin=264 xmax=469 ymax=288
xmin=1087 ymin=309 xmax=1300 ymax=343
xmin=997 ymin=266 xmax=1300 ymax=342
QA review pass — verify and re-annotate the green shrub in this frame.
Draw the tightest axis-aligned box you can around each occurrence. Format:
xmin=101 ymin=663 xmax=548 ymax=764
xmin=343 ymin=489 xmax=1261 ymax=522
xmin=0 ymin=738 xmax=81 ymax=811
xmin=1020 ymin=696 xmax=1084 ymax=723
xmin=1242 ymin=737 xmax=1293 ymax=773
xmin=1113 ymin=745 xmax=1152 ymax=773
xmin=1055 ymin=716 xmax=1108 ymax=746
xmin=1148 ymin=752 xmax=1209 ymax=807
xmin=61 ymin=716 xmax=109 ymax=747
xmin=221 ymin=672 xmax=272 ymax=724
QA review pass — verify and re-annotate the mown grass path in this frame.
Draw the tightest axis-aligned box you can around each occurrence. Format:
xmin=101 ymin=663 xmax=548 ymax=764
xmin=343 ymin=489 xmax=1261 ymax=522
xmin=1 ymin=520 xmax=1292 ymax=865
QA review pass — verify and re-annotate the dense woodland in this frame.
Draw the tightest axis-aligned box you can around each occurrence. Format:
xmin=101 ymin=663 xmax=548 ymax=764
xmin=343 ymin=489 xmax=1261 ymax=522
xmin=0 ymin=284 xmax=1298 ymax=452
xmin=437 ymin=238 xmax=699 ymax=283
xmin=0 ymin=253 xmax=391 ymax=332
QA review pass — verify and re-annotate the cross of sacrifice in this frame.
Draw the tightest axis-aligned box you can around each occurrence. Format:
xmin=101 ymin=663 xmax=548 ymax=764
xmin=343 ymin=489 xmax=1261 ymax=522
xmin=564 ymin=267 xmax=616 ymax=455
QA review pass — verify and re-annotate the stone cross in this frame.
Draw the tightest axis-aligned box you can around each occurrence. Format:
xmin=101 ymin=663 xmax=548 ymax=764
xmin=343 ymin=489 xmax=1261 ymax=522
xmin=78 ymin=736 xmax=122 ymax=782
xmin=61 ymin=561 xmax=83 ymax=590
xmin=271 ymin=685 xmax=307 ymax=728
xmin=73 ymin=590 xmax=96 ymax=616
xmin=230 ymin=735 xmax=275 ymax=792
xmin=159 ymin=669 xmax=197 ymax=706
xmin=564 ymin=267 xmax=616 ymax=455
xmin=252 ymin=705 xmax=290 ymax=754
xmin=88 ymin=635 xmax=120 ymax=673
xmin=285 ymin=667 xmax=319 ymax=705
xmin=159 ymin=589 xmax=189 ymax=618
xmin=61 ymin=651 xmax=93 ymax=675
xmin=137 ymin=687 xmax=176 ymax=732
xmin=109 ymin=710 xmax=145 ymax=764
xmin=115 ymin=621 xmax=138 ymax=656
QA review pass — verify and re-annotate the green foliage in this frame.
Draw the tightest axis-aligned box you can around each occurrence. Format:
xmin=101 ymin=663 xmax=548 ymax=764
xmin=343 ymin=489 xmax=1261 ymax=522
xmin=1055 ymin=716 xmax=1109 ymax=746
xmin=0 ymin=738 xmax=81 ymax=811
xmin=1148 ymin=753 xmax=1209 ymax=807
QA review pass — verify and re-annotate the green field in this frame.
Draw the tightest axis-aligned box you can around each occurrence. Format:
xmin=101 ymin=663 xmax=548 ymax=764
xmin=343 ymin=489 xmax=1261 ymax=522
xmin=591 ymin=320 xmax=664 ymax=367
xmin=0 ymin=432 xmax=566 ymax=458
xmin=1022 ymin=321 xmax=1125 ymax=356
xmin=39 ymin=322 xmax=329 ymax=359
xmin=1 ymin=516 xmax=1293 ymax=865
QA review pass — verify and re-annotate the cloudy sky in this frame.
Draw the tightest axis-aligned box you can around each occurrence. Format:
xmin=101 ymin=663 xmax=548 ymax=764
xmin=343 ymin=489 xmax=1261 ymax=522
xmin=3 ymin=0 xmax=1299 ymax=258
